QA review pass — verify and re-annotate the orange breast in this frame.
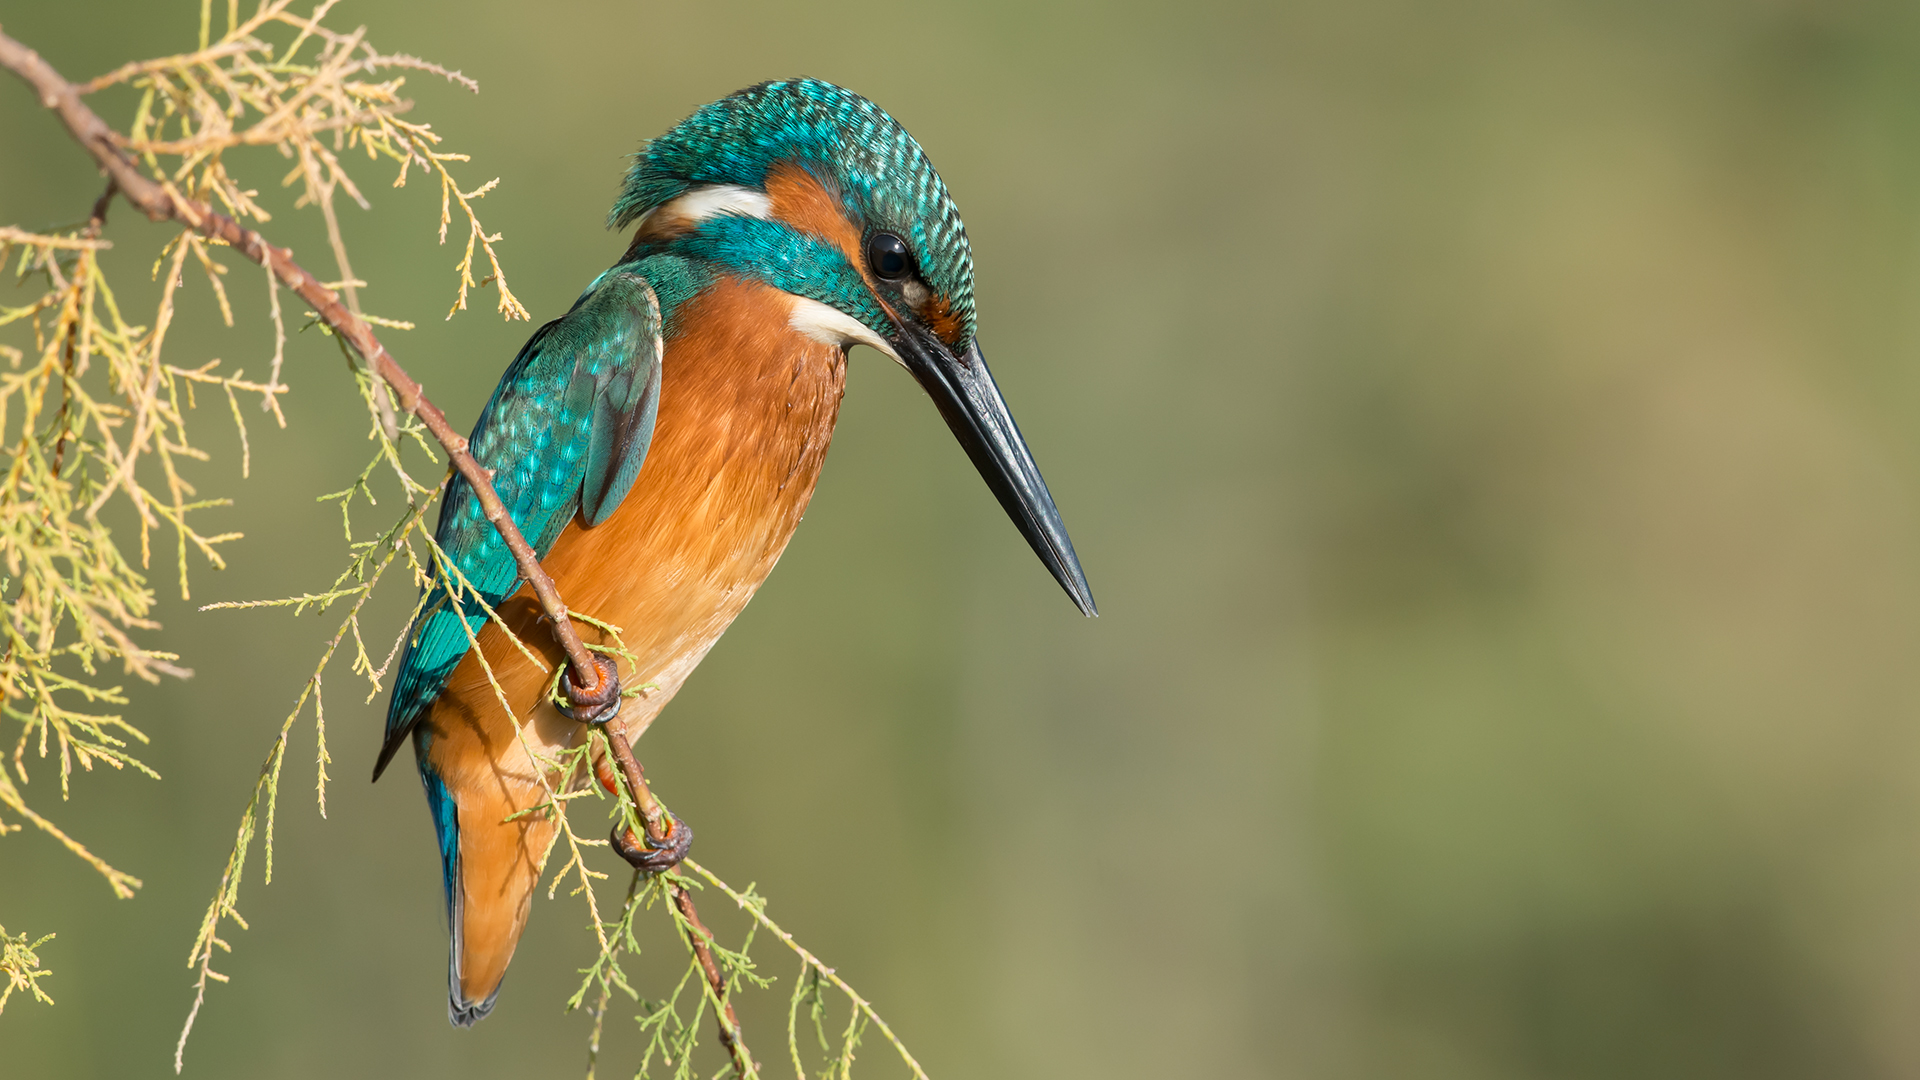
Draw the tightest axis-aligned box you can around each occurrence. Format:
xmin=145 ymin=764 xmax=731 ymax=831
xmin=421 ymin=275 xmax=848 ymax=1003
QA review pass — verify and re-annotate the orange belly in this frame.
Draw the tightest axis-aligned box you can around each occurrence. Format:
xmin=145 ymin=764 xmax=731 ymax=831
xmin=420 ymin=276 xmax=848 ymax=1004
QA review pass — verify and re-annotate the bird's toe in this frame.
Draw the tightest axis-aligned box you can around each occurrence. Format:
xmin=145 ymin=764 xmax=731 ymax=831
xmin=610 ymin=812 xmax=692 ymax=874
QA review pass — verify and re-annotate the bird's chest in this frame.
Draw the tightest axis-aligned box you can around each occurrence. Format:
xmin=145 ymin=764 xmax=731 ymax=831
xmin=528 ymin=278 xmax=848 ymax=718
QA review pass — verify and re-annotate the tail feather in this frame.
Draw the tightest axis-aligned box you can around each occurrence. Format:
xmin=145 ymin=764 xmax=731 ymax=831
xmin=417 ymin=734 xmax=501 ymax=1026
xmin=449 ymin=971 xmax=501 ymax=1027
xmin=416 ymin=719 xmax=556 ymax=1026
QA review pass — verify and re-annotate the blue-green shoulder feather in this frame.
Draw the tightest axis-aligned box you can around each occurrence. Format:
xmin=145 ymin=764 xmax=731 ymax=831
xmin=373 ymin=269 xmax=662 ymax=780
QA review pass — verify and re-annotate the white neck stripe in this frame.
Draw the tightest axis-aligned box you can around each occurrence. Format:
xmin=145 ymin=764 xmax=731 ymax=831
xmin=636 ymin=185 xmax=773 ymax=233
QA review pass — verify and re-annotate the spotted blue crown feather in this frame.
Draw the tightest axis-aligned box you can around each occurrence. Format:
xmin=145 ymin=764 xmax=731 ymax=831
xmin=611 ymin=78 xmax=977 ymax=348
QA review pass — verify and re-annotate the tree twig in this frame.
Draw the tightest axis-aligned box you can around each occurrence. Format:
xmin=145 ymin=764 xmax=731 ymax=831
xmin=1 ymin=27 xmax=750 ymax=1071
xmin=675 ymin=880 xmax=755 ymax=1077
xmin=607 ymin=735 xmax=751 ymax=1076
xmin=0 ymin=24 xmax=605 ymax=696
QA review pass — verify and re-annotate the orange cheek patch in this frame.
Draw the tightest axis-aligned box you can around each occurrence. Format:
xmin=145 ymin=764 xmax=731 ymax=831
xmin=765 ymin=161 xmax=865 ymax=266
xmin=921 ymin=294 xmax=963 ymax=346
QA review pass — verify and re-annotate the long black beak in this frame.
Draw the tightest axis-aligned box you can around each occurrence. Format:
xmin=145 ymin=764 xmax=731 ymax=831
xmin=894 ymin=326 xmax=1097 ymax=616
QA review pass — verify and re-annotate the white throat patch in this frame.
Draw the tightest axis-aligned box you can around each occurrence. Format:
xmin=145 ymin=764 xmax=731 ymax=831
xmin=788 ymin=296 xmax=901 ymax=364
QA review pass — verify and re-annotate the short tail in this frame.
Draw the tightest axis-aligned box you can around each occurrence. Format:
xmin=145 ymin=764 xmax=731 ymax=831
xmin=416 ymin=723 xmax=552 ymax=1026
xmin=417 ymin=734 xmax=501 ymax=1026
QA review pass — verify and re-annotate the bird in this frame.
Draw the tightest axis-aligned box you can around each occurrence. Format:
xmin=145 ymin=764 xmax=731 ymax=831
xmin=370 ymin=78 xmax=1096 ymax=1026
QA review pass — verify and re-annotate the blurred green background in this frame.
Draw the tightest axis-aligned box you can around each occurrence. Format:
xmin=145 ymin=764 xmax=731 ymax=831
xmin=8 ymin=0 xmax=1920 ymax=1076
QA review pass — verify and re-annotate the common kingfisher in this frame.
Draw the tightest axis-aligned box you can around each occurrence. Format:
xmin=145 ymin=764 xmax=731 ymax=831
xmin=370 ymin=79 xmax=1096 ymax=1025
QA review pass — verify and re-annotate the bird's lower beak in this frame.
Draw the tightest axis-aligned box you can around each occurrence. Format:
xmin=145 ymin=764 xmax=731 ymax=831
xmin=893 ymin=326 xmax=1097 ymax=616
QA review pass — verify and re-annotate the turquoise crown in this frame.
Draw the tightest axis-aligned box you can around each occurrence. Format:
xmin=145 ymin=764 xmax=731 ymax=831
xmin=610 ymin=79 xmax=977 ymax=347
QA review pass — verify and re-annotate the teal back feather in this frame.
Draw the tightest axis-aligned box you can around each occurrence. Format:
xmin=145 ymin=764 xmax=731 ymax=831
xmin=376 ymin=269 xmax=665 ymax=778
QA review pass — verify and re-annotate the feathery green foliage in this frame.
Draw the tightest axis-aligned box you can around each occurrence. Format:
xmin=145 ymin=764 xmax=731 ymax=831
xmin=0 ymin=0 xmax=523 ymax=1041
xmin=0 ymin=923 xmax=55 ymax=1013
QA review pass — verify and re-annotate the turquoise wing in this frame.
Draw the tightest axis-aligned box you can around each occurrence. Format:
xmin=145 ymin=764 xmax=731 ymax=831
xmin=373 ymin=269 xmax=662 ymax=780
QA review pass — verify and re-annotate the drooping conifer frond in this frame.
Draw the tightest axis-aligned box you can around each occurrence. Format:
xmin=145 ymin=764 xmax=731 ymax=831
xmin=0 ymin=0 xmax=526 ymax=1027
xmin=0 ymin=923 xmax=55 ymax=1014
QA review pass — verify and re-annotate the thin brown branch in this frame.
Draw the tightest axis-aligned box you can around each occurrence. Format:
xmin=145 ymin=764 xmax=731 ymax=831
xmin=676 ymin=880 xmax=754 ymax=1077
xmin=608 ymin=733 xmax=750 ymax=1075
xmin=0 ymin=26 xmax=602 ymax=693
xmin=78 ymin=39 xmax=257 ymax=95
xmin=0 ymin=226 xmax=109 ymax=250
xmin=3 ymin=29 xmax=747 ymax=1071
xmin=86 ymin=176 xmax=117 ymax=233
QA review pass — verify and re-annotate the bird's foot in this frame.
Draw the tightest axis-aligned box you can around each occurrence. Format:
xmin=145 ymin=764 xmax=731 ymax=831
xmin=557 ymin=654 xmax=621 ymax=724
xmin=610 ymin=812 xmax=692 ymax=874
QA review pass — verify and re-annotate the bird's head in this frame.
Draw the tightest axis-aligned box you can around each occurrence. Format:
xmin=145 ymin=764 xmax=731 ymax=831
xmin=613 ymin=78 xmax=1095 ymax=616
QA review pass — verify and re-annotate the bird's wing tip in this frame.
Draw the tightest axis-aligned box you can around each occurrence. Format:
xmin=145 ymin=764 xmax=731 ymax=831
xmin=370 ymin=718 xmax=416 ymax=783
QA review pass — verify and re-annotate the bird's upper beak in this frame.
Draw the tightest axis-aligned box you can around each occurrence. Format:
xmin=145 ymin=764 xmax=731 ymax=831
xmin=891 ymin=322 xmax=1097 ymax=616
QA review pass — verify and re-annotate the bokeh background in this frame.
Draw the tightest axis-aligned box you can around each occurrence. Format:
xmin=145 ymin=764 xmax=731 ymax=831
xmin=8 ymin=0 xmax=1920 ymax=1076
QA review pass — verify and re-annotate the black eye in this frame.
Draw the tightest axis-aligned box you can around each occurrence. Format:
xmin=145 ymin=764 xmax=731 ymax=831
xmin=867 ymin=232 xmax=912 ymax=280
